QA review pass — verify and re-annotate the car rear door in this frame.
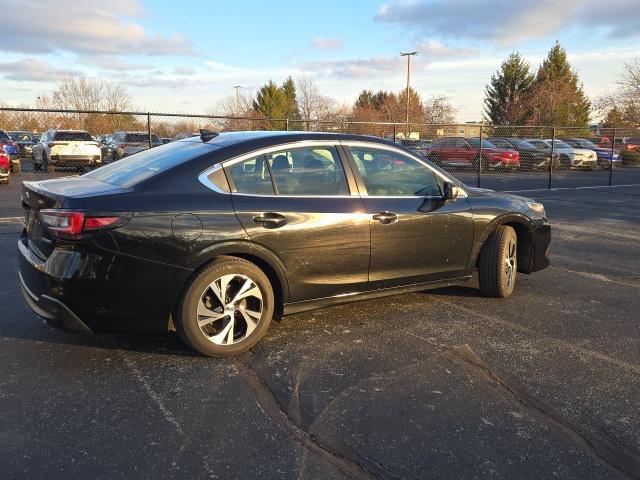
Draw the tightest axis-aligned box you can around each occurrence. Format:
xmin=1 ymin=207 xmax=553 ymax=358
xmin=226 ymin=142 xmax=370 ymax=302
xmin=344 ymin=142 xmax=474 ymax=288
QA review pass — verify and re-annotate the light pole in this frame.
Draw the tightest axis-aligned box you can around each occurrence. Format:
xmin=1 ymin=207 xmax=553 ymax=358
xmin=232 ymin=85 xmax=243 ymax=130
xmin=400 ymin=51 xmax=417 ymax=131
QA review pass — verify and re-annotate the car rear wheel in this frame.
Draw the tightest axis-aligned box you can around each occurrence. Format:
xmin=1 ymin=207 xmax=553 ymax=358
xmin=559 ymin=155 xmax=571 ymax=169
xmin=175 ymin=256 xmax=274 ymax=357
xmin=43 ymin=154 xmax=54 ymax=173
xmin=478 ymin=225 xmax=517 ymax=298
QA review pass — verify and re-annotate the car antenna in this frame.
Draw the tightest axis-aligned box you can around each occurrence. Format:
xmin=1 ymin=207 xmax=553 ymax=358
xmin=200 ymin=129 xmax=219 ymax=142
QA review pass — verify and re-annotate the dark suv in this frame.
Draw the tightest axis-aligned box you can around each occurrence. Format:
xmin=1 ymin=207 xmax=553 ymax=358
xmin=18 ymin=131 xmax=550 ymax=357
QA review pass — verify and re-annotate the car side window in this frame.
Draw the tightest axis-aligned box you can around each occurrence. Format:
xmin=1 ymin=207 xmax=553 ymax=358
xmin=349 ymin=147 xmax=441 ymax=197
xmin=492 ymin=139 xmax=509 ymax=149
xmin=453 ymin=139 xmax=468 ymax=148
xmin=265 ymin=146 xmax=349 ymax=196
xmin=227 ymin=155 xmax=275 ymax=195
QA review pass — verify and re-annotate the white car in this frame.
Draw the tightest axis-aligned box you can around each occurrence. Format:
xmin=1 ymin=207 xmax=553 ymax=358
xmin=33 ymin=129 xmax=102 ymax=172
xmin=542 ymin=139 xmax=597 ymax=169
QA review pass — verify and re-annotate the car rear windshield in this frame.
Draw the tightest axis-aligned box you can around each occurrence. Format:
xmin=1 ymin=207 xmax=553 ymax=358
xmin=54 ymin=131 xmax=93 ymax=141
xmin=83 ymin=141 xmax=216 ymax=188
xmin=510 ymin=139 xmax=535 ymax=149
xmin=626 ymin=137 xmax=640 ymax=143
xmin=125 ymin=133 xmax=159 ymax=143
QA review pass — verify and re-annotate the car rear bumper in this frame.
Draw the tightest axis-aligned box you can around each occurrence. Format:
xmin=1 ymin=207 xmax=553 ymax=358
xmin=17 ymin=231 xmax=189 ymax=334
xmin=50 ymin=155 xmax=102 ymax=166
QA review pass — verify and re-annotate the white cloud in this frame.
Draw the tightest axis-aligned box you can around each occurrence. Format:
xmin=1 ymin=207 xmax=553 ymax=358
xmin=0 ymin=0 xmax=195 ymax=56
xmin=0 ymin=58 xmax=80 ymax=82
xmin=376 ymin=0 xmax=640 ymax=45
xmin=79 ymin=56 xmax=154 ymax=72
xmin=415 ymin=41 xmax=477 ymax=59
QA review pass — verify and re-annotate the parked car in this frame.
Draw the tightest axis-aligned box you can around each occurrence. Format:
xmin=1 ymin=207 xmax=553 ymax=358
xmin=32 ymin=129 xmax=102 ymax=172
xmin=107 ymin=131 xmax=162 ymax=160
xmin=426 ymin=137 xmax=520 ymax=169
xmin=561 ymin=138 xmax=621 ymax=167
xmin=18 ymin=131 xmax=550 ymax=357
xmin=96 ymin=134 xmax=115 ymax=163
xmin=0 ymin=146 xmax=10 ymax=184
xmin=489 ymin=137 xmax=559 ymax=169
xmin=527 ymin=139 xmax=597 ymax=169
xmin=620 ymin=137 xmax=640 ymax=152
xmin=8 ymin=131 xmax=35 ymax=159
xmin=0 ymin=129 xmax=21 ymax=173
xmin=397 ymin=138 xmax=433 ymax=157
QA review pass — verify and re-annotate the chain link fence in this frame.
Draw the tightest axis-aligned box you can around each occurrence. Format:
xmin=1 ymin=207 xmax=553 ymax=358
xmin=1 ymin=107 xmax=639 ymax=216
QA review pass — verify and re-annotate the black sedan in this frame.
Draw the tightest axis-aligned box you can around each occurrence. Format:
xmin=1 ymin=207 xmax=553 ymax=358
xmin=18 ymin=131 xmax=551 ymax=357
xmin=489 ymin=137 xmax=559 ymax=169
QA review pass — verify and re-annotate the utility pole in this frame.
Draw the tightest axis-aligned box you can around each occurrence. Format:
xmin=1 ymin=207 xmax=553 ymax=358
xmin=232 ymin=85 xmax=242 ymax=130
xmin=400 ymin=51 xmax=417 ymax=128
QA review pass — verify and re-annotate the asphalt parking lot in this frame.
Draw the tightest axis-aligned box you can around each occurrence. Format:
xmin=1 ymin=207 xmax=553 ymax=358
xmin=1 ymin=180 xmax=640 ymax=478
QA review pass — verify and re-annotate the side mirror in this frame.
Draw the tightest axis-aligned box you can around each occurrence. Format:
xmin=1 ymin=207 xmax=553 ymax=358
xmin=443 ymin=181 xmax=458 ymax=201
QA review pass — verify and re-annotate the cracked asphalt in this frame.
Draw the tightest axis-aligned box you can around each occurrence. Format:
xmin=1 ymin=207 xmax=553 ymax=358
xmin=1 ymin=185 xmax=639 ymax=479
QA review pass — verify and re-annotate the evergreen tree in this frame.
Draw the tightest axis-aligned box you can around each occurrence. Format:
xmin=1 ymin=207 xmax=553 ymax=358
xmin=281 ymin=76 xmax=300 ymax=120
xmin=527 ymin=42 xmax=591 ymax=126
xmin=483 ymin=52 xmax=534 ymax=125
xmin=253 ymin=80 xmax=288 ymax=130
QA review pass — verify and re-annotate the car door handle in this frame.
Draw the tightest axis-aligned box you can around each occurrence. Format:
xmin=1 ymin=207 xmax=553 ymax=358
xmin=252 ymin=213 xmax=287 ymax=228
xmin=372 ymin=211 xmax=398 ymax=224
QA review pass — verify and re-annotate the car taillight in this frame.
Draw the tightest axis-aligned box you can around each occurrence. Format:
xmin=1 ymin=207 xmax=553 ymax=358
xmin=40 ymin=210 xmax=129 ymax=239
xmin=119 ymin=144 xmax=128 ymax=149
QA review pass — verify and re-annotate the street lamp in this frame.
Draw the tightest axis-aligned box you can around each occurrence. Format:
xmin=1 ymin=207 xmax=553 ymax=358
xmin=400 ymin=51 xmax=417 ymax=128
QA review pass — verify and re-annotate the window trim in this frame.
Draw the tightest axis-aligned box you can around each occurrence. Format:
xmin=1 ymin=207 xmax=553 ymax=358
xmin=197 ymin=139 xmax=467 ymax=199
xmin=199 ymin=140 xmax=359 ymax=198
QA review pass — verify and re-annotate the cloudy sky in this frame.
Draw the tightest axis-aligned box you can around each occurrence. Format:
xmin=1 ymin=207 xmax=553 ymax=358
xmin=1 ymin=0 xmax=639 ymax=121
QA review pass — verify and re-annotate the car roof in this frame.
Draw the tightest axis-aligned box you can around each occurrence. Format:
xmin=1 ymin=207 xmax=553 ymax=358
xmin=178 ymin=130 xmax=399 ymax=149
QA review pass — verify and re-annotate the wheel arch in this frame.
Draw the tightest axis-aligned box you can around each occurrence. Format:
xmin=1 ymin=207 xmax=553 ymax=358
xmin=469 ymin=213 xmax=536 ymax=275
xmin=171 ymin=241 xmax=290 ymax=326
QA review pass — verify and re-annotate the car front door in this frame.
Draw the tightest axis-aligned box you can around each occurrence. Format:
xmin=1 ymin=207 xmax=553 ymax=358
xmin=226 ymin=143 xmax=370 ymax=302
xmin=344 ymin=143 xmax=474 ymax=288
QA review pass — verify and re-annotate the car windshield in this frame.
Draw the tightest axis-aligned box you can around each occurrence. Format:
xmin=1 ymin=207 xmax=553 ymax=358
xmin=511 ymin=139 xmax=536 ymax=149
xmin=551 ymin=140 xmax=571 ymax=149
xmin=468 ymin=138 xmax=496 ymax=148
xmin=54 ymin=131 xmax=93 ymax=141
xmin=125 ymin=133 xmax=159 ymax=143
xmin=83 ymin=141 xmax=217 ymax=188
xmin=573 ymin=139 xmax=596 ymax=148
xmin=10 ymin=132 xmax=33 ymax=142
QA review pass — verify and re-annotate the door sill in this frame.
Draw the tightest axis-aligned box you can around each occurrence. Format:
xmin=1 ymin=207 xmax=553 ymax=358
xmin=283 ymin=276 xmax=472 ymax=316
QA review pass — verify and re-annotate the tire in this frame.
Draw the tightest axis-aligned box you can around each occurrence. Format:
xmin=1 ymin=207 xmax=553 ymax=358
xmin=478 ymin=225 xmax=517 ymax=298
xmin=175 ymin=256 xmax=275 ymax=357
xmin=472 ymin=155 xmax=481 ymax=171
xmin=560 ymin=155 xmax=571 ymax=169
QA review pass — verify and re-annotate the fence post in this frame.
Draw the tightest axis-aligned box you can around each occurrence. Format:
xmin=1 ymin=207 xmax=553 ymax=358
xmin=147 ymin=113 xmax=152 ymax=148
xmin=477 ymin=124 xmax=483 ymax=188
xmin=609 ymin=128 xmax=616 ymax=187
xmin=393 ymin=124 xmax=397 ymax=142
xmin=548 ymin=127 xmax=556 ymax=190
xmin=285 ymin=118 xmax=289 ymax=131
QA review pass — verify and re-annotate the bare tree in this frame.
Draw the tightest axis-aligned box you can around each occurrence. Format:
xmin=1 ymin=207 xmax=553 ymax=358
xmin=209 ymin=89 xmax=256 ymax=131
xmin=423 ymin=95 xmax=457 ymax=124
xmin=594 ymin=57 xmax=640 ymax=127
xmin=296 ymin=76 xmax=335 ymax=130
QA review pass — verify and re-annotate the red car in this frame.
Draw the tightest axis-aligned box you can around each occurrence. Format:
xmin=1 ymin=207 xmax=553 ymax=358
xmin=622 ymin=137 xmax=640 ymax=152
xmin=0 ymin=146 xmax=10 ymax=184
xmin=426 ymin=137 xmax=520 ymax=169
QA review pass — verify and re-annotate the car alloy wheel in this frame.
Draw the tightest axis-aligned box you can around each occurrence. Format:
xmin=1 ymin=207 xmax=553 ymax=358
xmin=504 ymin=236 xmax=517 ymax=289
xmin=197 ymin=273 xmax=263 ymax=345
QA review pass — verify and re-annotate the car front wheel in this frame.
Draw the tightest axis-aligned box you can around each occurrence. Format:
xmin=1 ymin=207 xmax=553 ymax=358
xmin=175 ymin=256 xmax=275 ymax=357
xmin=478 ymin=225 xmax=517 ymax=298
